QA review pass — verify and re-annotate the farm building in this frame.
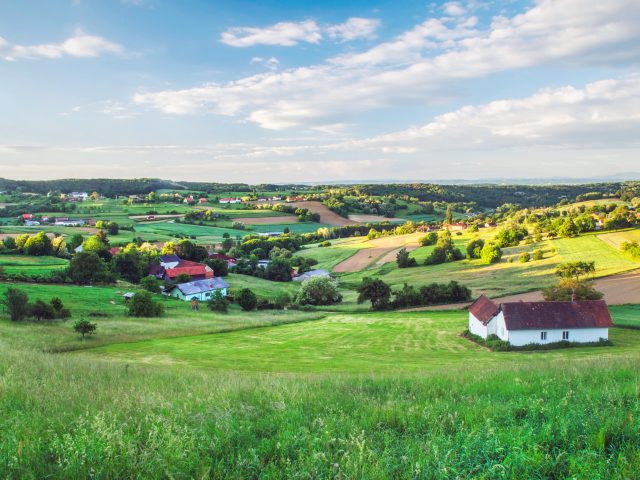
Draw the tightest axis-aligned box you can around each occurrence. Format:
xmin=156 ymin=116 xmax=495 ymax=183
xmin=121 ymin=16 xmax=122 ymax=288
xmin=468 ymin=295 xmax=613 ymax=346
xmin=159 ymin=254 xmax=181 ymax=269
xmin=209 ymin=253 xmax=237 ymax=267
xmin=166 ymin=278 xmax=229 ymax=301
xmin=163 ymin=262 xmax=214 ymax=282
xmin=219 ymin=197 xmax=241 ymax=204
xmin=293 ymin=269 xmax=331 ymax=282
xmin=198 ymin=197 xmax=208 ymax=204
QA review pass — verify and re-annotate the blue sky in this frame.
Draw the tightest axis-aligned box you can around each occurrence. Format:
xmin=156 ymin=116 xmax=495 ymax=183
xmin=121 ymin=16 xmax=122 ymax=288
xmin=1 ymin=0 xmax=639 ymax=182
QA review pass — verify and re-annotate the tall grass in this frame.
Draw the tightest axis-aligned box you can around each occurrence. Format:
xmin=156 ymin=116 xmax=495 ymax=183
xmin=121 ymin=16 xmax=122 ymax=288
xmin=1 ymin=342 xmax=639 ymax=478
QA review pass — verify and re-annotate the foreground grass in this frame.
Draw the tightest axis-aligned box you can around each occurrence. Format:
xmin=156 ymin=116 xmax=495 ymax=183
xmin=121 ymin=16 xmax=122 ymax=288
xmin=1 ymin=345 xmax=639 ymax=478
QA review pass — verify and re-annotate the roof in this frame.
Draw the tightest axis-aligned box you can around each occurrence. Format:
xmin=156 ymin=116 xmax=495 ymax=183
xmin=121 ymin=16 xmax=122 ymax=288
xmin=469 ymin=295 xmax=500 ymax=325
xmin=294 ymin=269 xmax=330 ymax=282
xmin=174 ymin=278 xmax=229 ymax=295
xmin=501 ymin=300 xmax=613 ymax=330
xmin=159 ymin=254 xmax=180 ymax=264
xmin=209 ymin=253 xmax=237 ymax=262
xmin=164 ymin=265 xmax=212 ymax=278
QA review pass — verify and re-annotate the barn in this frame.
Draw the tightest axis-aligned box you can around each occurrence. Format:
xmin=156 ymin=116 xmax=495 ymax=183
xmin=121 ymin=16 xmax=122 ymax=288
xmin=468 ymin=295 xmax=613 ymax=346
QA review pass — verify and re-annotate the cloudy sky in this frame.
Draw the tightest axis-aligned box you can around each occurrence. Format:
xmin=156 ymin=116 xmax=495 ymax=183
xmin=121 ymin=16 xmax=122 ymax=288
xmin=1 ymin=0 xmax=639 ymax=182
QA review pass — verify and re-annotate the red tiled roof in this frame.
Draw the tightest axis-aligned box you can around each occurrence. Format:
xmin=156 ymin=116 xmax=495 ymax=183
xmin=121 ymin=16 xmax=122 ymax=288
xmin=165 ymin=265 xmax=213 ymax=278
xmin=501 ymin=300 xmax=613 ymax=330
xmin=469 ymin=295 xmax=500 ymax=325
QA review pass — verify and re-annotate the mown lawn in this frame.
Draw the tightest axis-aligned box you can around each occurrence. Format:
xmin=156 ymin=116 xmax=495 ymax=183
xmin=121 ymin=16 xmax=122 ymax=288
xmin=0 ymin=255 xmax=68 ymax=275
xmin=86 ymin=308 xmax=640 ymax=374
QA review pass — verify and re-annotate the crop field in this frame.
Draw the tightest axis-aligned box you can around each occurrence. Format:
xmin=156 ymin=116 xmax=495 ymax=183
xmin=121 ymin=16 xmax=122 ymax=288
xmin=86 ymin=309 xmax=640 ymax=374
xmin=597 ymin=229 xmax=640 ymax=250
xmin=0 ymin=255 xmax=68 ymax=275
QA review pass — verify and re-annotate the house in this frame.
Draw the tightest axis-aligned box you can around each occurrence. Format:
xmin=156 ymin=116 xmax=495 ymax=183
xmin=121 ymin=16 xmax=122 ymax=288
xmin=468 ymin=295 xmax=613 ymax=347
xmin=54 ymin=219 xmax=85 ymax=227
xmin=256 ymin=259 xmax=270 ymax=269
xmin=148 ymin=264 xmax=166 ymax=279
xmin=67 ymin=192 xmax=89 ymax=202
xmin=443 ymin=222 xmax=467 ymax=231
xmin=163 ymin=263 xmax=214 ymax=282
xmin=183 ymin=195 xmax=195 ymax=204
xmin=128 ymin=195 xmax=143 ymax=203
xmin=166 ymin=278 xmax=229 ymax=301
xmin=24 ymin=220 xmax=41 ymax=227
xmin=21 ymin=213 xmax=34 ymax=220
xmin=198 ymin=198 xmax=208 ymax=204
xmin=123 ymin=292 xmax=135 ymax=302
xmin=159 ymin=254 xmax=181 ymax=269
xmin=209 ymin=253 xmax=237 ymax=267
xmin=219 ymin=197 xmax=241 ymax=204
xmin=293 ymin=269 xmax=331 ymax=282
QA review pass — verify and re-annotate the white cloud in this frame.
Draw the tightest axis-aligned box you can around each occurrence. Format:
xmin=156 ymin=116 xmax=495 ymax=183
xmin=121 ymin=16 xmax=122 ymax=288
xmin=443 ymin=2 xmax=467 ymax=16
xmin=0 ymin=30 xmax=123 ymax=61
xmin=250 ymin=56 xmax=280 ymax=70
xmin=327 ymin=18 xmax=380 ymax=42
xmin=220 ymin=17 xmax=380 ymax=47
xmin=220 ymin=20 xmax=322 ymax=47
xmin=136 ymin=0 xmax=640 ymax=130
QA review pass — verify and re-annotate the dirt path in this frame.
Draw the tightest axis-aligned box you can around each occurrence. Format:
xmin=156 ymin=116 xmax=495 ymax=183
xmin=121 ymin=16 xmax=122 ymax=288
xmin=406 ymin=270 xmax=640 ymax=310
xmin=333 ymin=233 xmax=423 ymax=273
xmin=232 ymin=215 xmax=298 ymax=225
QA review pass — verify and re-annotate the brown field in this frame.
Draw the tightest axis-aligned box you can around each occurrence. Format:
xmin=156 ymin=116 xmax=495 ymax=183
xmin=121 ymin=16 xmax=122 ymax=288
xmin=288 ymin=201 xmax=357 ymax=226
xmin=232 ymin=215 xmax=298 ymax=225
xmin=333 ymin=233 xmax=423 ymax=273
xmin=409 ymin=270 xmax=640 ymax=310
xmin=347 ymin=214 xmax=405 ymax=223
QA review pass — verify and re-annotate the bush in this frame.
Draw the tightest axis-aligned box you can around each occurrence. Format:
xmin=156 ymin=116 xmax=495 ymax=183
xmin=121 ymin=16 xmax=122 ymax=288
xmin=67 ymin=251 xmax=113 ymax=285
xmin=424 ymin=232 xmax=464 ymax=265
xmin=265 ymin=257 xmax=293 ymax=282
xmin=532 ymin=249 xmax=544 ymax=261
xmin=127 ymin=291 xmax=164 ymax=317
xmin=419 ymin=232 xmax=438 ymax=246
xmin=141 ymin=276 xmax=162 ymax=294
xmin=466 ymin=239 xmax=485 ymax=259
xmin=236 ymin=288 xmax=257 ymax=311
xmin=1 ymin=287 xmax=30 ymax=321
xmin=29 ymin=299 xmax=56 ymax=322
xmin=295 ymin=276 xmax=342 ymax=306
xmin=480 ymin=243 xmax=502 ymax=264
xmin=320 ymin=241 xmax=331 ymax=247
xmin=396 ymin=248 xmax=417 ymax=268
xmin=543 ymin=279 xmax=604 ymax=301
xmin=207 ymin=290 xmax=228 ymax=313
xmin=357 ymin=278 xmax=391 ymax=311
xmin=519 ymin=252 xmax=531 ymax=263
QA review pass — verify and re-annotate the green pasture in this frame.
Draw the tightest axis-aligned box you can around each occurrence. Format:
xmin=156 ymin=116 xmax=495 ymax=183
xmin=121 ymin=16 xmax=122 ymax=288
xmin=0 ymin=255 xmax=68 ymax=275
xmin=250 ymin=222 xmax=333 ymax=234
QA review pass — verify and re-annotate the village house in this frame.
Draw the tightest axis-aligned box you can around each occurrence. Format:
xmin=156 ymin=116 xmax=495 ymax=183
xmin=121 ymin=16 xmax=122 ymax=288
xmin=163 ymin=260 xmax=214 ymax=283
xmin=219 ymin=197 xmax=241 ymax=204
xmin=209 ymin=253 xmax=237 ymax=267
xmin=442 ymin=222 xmax=467 ymax=231
xmin=159 ymin=254 xmax=181 ymax=269
xmin=468 ymin=295 xmax=613 ymax=346
xmin=65 ymin=192 xmax=89 ymax=202
xmin=54 ymin=219 xmax=86 ymax=227
xmin=198 ymin=197 xmax=208 ymax=204
xmin=166 ymin=278 xmax=229 ymax=301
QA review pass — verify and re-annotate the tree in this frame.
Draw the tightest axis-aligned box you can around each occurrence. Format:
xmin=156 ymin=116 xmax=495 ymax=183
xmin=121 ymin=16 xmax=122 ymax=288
xmin=111 ymin=248 xmax=147 ymax=283
xmin=419 ymin=232 xmax=438 ymax=246
xmin=265 ymin=257 xmax=292 ymax=282
xmin=3 ymin=236 xmax=16 ymax=250
xmin=24 ymin=231 xmax=53 ymax=256
xmin=82 ymin=234 xmax=109 ymax=258
xmin=29 ymin=299 xmax=56 ymax=322
xmin=557 ymin=218 xmax=578 ymax=238
xmin=444 ymin=205 xmax=453 ymax=225
xmin=357 ymin=278 xmax=391 ymax=311
xmin=295 ymin=276 xmax=342 ymax=306
xmin=205 ymin=258 xmax=229 ymax=277
xmin=73 ymin=319 xmax=97 ymax=339
xmin=51 ymin=236 xmax=67 ymax=256
xmin=519 ymin=252 xmax=531 ymax=263
xmin=177 ymin=239 xmax=208 ymax=262
xmin=1 ymin=288 xmax=30 ymax=321
xmin=555 ymin=261 xmax=595 ymax=282
xmin=67 ymin=251 xmax=112 ymax=285
xmin=480 ymin=242 xmax=502 ymax=264
xmin=424 ymin=231 xmax=464 ymax=265
xmin=67 ymin=233 xmax=84 ymax=252
xmin=543 ymin=279 xmax=603 ymax=301
xmin=236 ymin=288 xmax=257 ymax=311
xmin=396 ymin=248 xmax=417 ymax=268
xmin=127 ymin=291 xmax=164 ymax=317
xmin=207 ymin=290 xmax=228 ymax=313
xmin=50 ymin=297 xmax=71 ymax=319
xmin=466 ymin=238 xmax=485 ymax=259
xmin=141 ymin=275 xmax=162 ymax=293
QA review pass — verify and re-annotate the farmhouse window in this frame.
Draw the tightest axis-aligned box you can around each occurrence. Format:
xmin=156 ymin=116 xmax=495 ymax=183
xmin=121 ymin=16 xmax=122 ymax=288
xmin=562 ymin=331 xmax=569 ymax=340
xmin=540 ymin=331 xmax=547 ymax=340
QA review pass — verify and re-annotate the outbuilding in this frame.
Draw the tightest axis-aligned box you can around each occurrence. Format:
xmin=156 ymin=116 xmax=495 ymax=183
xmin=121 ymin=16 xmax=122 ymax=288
xmin=468 ymin=295 xmax=613 ymax=346
xmin=166 ymin=278 xmax=229 ymax=301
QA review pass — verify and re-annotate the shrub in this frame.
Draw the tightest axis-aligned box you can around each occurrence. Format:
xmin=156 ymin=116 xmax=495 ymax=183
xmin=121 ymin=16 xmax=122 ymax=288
xmin=424 ymin=232 xmax=464 ymax=265
xmin=466 ymin=239 xmax=485 ymax=259
xmin=29 ymin=299 xmax=56 ymax=322
xmin=127 ymin=291 xmax=164 ymax=317
xmin=419 ymin=232 xmax=438 ymax=246
xmin=396 ymin=248 xmax=417 ymax=268
xmin=480 ymin=243 xmax=502 ymax=264
xmin=357 ymin=278 xmax=391 ymax=311
xmin=320 ymin=241 xmax=331 ymax=247
xmin=295 ymin=276 xmax=342 ymax=306
xmin=543 ymin=279 xmax=604 ymax=301
xmin=265 ymin=257 xmax=293 ymax=282
xmin=207 ymin=290 xmax=228 ymax=313
xmin=236 ymin=288 xmax=257 ymax=311
xmin=519 ymin=252 xmax=531 ymax=263
xmin=141 ymin=276 xmax=162 ymax=294
xmin=532 ymin=249 xmax=544 ymax=261
xmin=67 ymin=251 xmax=113 ymax=285
xmin=1 ymin=288 xmax=30 ymax=321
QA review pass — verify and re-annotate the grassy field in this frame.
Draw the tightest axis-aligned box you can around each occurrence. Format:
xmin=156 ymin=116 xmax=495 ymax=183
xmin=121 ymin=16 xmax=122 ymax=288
xmin=86 ymin=308 xmax=640 ymax=373
xmin=0 ymin=255 xmax=68 ymax=275
xmin=1 ymin=292 xmax=639 ymax=476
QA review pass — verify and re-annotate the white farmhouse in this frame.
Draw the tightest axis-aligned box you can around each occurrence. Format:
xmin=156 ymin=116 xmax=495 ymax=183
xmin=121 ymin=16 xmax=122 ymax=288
xmin=468 ymin=295 xmax=613 ymax=346
xmin=166 ymin=278 xmax=229 ymax=302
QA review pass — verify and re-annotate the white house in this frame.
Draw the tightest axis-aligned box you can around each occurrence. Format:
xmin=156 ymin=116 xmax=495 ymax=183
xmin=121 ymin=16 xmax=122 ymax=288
xmin=468 ymin=295 xmax=613 ymax=346
xmin=219 ymin=197 xmax=241 ymax=204
xmin=166 ymin=278 xmax=229 ymax=301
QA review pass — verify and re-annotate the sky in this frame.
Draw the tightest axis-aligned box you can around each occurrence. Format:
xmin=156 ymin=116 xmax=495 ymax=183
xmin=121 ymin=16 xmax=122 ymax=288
xmin=1 ymin=0 xmax=639 ymax=183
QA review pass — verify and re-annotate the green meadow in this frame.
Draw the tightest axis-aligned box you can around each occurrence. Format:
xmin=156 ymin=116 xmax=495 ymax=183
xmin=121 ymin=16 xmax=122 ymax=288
xmin=0 ymin=255 xmax=68 ymax=275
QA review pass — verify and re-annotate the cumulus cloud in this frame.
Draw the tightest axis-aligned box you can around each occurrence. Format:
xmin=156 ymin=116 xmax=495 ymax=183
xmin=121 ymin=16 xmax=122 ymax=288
xmin=220 ymin=17 xmax=380 ymax=47
xmin=135 ymin=0 xmax=640 ymax=130
xmin=220 ymin=20 xmax=322 ymax=47
xmin=250 ymin=56 xmax=280 ymax=70
xmin=0 ymin=30 xmax=123 ymax=61
xmin=326 ymin=18 xmax=380 ymax=42
xmin=443 ymin=2 xmax=467 ymax=16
